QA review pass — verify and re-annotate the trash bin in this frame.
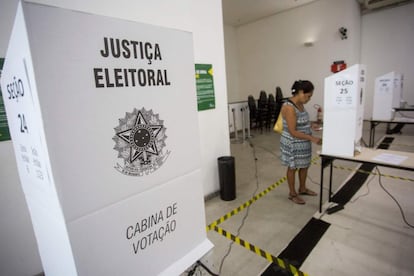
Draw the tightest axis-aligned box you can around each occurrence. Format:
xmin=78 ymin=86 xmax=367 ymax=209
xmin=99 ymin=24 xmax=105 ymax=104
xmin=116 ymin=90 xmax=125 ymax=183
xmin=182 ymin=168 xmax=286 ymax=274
xmin=217 ymin=156 xmax=236 ymax=201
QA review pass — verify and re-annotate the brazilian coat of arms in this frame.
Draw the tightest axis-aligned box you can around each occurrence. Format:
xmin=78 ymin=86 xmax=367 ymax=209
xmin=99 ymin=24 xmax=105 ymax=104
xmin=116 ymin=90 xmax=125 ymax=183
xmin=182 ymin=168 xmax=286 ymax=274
xmin=113 ymin=108 xmax=170 ymax=176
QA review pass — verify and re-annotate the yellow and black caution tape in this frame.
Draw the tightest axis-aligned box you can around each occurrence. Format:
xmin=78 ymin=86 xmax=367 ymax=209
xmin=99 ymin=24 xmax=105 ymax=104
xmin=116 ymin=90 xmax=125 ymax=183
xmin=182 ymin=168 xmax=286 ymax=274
xmin=207 ymin=156 xmax=321 ymax=232
xmin=205 ymin=156 xmax=321 ymax=274
xmin=373 ymin=170 xmax=414 ymax=182
xmin=206 ymin=176 xmax=287 ymax=231
xmin=213 ymin=226 xmax=308 ymax=276
xmin=334 ymin=165 xmax=414 ymax=182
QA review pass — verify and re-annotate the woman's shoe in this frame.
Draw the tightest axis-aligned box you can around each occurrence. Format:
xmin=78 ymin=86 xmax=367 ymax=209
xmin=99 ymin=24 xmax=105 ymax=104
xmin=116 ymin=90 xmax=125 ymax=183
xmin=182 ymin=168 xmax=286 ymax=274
xmin=288 ymin=194 xmax=305 ymax=204
xmin=298 ymin=188 xmax=317 ymax=196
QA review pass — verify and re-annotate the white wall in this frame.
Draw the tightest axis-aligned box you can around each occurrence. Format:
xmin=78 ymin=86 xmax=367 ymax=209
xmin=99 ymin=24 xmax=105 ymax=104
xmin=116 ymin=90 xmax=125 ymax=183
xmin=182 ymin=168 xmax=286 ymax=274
xmin=361 ymin=2 xmax=414 ymax=118
xmin=225 ymin=0 xmax=361 ymax=121
xmin=224 ymin=24 xmax=241 ymax=103
xmin=224 ymin=0 xmax=414 ymax=121
xmin=0 ymin=0 xmax=229 ymax=275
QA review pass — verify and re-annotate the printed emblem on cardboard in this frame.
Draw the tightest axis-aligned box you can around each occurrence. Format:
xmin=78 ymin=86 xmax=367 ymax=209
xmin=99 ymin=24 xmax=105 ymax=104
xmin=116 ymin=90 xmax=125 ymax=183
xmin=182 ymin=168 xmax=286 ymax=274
xmin=113 ymin=108 xmax=170 ymax=176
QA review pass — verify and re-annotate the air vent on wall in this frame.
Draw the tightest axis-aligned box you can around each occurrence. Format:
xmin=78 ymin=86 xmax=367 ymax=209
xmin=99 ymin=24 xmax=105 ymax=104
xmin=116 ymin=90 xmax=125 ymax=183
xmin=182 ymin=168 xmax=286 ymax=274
xmin=364 ymin=0 xmax=410 ymax=9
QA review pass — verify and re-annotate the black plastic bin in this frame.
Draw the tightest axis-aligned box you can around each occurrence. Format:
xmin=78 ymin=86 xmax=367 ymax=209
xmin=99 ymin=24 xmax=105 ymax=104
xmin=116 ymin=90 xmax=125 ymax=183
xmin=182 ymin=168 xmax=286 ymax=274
xmin=217 ymin=156 xmax=236 ymax=201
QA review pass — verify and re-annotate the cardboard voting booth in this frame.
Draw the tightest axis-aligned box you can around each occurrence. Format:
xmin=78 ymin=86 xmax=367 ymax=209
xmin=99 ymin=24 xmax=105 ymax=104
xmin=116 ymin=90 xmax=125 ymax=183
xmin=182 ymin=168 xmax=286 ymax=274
xmin=322 ymin=64 xmax=366 ymax=157
xmin=0 ymin=2 xmax=212 ymax=275
xmin=372 ymin=72 xmax=404 ymax=120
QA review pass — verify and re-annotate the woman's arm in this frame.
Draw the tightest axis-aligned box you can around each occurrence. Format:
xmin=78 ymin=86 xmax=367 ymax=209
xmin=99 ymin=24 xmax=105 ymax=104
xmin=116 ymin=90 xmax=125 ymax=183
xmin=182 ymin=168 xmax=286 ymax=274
xmin=282 ymin=104 xmax=321 ymax=144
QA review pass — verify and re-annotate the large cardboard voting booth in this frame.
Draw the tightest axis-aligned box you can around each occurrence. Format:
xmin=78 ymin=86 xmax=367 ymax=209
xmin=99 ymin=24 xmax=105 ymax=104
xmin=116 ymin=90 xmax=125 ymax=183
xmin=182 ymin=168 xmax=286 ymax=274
xmin=372 ymin=72 xmax=404 ymax=120
xmin=0 ymin=2 xmax=212 ymax=275
xmin=322 ymin=64 xmax=366 ymax=157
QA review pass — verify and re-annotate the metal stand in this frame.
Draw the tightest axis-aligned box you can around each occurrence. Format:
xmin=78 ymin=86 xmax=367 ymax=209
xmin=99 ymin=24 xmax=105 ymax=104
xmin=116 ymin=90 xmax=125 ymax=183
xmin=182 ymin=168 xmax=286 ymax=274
xmin=230 ymin=108 xmax=243 ymax=144
xmin=241 ymin=107 xmax=246 ymax=143
xmin=244 ymin=105 xmax=252 ymax=139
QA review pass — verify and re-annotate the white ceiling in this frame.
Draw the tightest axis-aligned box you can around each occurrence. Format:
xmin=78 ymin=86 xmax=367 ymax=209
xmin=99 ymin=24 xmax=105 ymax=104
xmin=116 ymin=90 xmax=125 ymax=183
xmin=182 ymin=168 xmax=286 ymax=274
xmin=222 ymin=0 xmax=318 ymax=26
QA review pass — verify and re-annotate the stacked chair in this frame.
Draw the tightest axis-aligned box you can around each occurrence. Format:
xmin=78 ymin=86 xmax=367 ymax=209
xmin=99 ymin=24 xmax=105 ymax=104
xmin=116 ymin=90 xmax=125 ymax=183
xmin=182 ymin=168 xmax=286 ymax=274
xmin=257 ymin=90 xmax=268 ymax=133
xmin=275 ymin=86 xmax=284 ymax=122
xmin=266 ymin=94 xmax=276 ymax=130
xmin=247 ymin=95 xmax=258 ymax=129
xmin=247 ymin=87 xmax=284 ymax=133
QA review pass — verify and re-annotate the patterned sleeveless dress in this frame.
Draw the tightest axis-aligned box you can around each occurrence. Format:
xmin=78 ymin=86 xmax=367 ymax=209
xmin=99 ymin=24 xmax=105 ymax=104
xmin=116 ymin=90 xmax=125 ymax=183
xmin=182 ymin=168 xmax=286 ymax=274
xmin=280 ymin=101 xmax=312 ymax=169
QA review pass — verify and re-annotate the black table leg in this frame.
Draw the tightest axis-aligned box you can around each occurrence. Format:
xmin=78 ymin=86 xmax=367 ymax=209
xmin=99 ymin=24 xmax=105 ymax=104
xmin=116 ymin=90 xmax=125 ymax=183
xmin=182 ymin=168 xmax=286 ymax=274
xmin=320 ymin=156 xmax=334 ymax=213
xmin=319 ymin=158 xmax=324 ymax=213
xmin=329 ymin=159 xmax=333 ymax=202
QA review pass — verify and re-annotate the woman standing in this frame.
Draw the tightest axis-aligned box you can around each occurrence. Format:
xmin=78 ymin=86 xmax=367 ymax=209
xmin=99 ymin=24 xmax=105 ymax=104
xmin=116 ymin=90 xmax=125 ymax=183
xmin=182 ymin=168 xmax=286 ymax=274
xmin=280 ymin=80 xmax=321 ymax=204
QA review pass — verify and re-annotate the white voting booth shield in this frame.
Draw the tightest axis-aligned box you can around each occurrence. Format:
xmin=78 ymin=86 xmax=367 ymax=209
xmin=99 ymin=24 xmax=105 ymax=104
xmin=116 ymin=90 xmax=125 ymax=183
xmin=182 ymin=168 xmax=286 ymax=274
xmin=322 ymin=64 xmax=366 ymax=157
xmin=372 ymin=71 xmax=403 ymax=120
xmin=0 ymin=2 xmax=212 ymax=275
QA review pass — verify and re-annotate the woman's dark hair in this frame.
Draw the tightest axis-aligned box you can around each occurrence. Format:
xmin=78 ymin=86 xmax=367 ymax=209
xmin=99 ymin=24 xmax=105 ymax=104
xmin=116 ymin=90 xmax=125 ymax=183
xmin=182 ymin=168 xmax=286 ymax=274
xmin=291 ymin=80 xmax=314 ymax=95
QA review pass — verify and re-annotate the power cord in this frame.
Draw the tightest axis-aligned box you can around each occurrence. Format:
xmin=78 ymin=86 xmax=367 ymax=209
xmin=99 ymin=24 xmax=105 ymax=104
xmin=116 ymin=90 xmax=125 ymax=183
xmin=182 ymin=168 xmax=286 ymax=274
xmin=186 ymin=261 xmax=219 ymax=276
xmin=376 ymin=166 xmax=414 ymax=228
xmin=317 ymin=202 xmax=338 ymax=220
xmin=254 ymin=145 xmax=279 ymax=159
xmin=186 ymin=262 xmax=202 ymax=276
xmin=217 ymin=138 xmax=260 ymax=275
xmin=256 ymin=143 xmax=329 ymax=198
xmin=349 ymin=171 xmax=377 ymax=203
xmin=360 ymin=138 xmax=368 ymax=147
xmin=306 ymin=173 xmax=330 ymax=193
xmin=197 ymin=261 xmax=219 ymax=276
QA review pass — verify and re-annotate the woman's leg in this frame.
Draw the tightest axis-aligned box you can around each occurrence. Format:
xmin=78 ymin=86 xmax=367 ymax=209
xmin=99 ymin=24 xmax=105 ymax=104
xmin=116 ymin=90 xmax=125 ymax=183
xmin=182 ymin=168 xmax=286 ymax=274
xmin=287 ymin=167 xmax=297 ymax=196
xmin=298 ymin=167 xmax=317 ymax=195
xmin=287 ymin=167 xmax=305 ymax=204
xmin=298 ymin=167 xmax=308 ymax=192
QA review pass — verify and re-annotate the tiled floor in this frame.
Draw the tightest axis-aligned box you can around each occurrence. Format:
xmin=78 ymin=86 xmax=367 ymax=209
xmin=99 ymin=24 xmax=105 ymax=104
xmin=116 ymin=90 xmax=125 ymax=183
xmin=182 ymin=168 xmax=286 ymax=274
xmin=187 ymin=122 xmax=414 ymax=276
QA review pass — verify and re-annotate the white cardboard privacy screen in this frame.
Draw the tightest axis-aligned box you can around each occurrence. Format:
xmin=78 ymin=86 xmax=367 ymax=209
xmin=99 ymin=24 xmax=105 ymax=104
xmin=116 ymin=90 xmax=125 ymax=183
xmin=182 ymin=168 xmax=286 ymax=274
xmin=0 ymin=2 xmax=212 ymax=275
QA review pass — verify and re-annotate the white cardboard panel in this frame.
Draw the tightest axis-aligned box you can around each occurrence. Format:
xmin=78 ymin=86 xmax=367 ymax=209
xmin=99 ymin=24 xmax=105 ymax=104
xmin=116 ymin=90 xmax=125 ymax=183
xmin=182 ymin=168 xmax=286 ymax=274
xmin=1 ymin=2 xmax=211 ymax=275
xmin=0 ymin=3 xmax=77 ymax=274
xmin=23 ymin=2 xmax=202 ymax=220
xmin=373 ymin=72 xmax=395 ymax=120
xmin=322 ymin=64 xmax=366 ymax=157
xmin=68 ymin=170 xmax=212 ymax=276
xmin=372 ymin=71 xmax=403 ymax=120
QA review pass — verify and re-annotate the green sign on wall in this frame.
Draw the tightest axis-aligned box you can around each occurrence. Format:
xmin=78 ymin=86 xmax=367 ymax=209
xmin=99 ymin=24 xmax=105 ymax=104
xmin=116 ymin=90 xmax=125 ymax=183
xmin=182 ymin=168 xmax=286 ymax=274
xmin=195 ymin=64 xmax=215 ymax=111
xmin=0 ymin=58 xmax=11 ymax=142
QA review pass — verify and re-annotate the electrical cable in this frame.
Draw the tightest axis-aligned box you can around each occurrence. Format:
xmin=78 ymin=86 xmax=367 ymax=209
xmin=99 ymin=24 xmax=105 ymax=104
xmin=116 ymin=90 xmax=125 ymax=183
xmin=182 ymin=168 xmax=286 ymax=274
xmin=317 ymin=202 xmax=337 ymax=220
xmin=360 ymin=138 xmax=369 ymax=147
xmin=185 ymin=262 xmax=199 ymax=276
xmin=255 ymin=138 xmax=332 ymax=198
xmin=376 ymin=166 xmax=414 ymax=229
xmin=256 ymin=142 xmax=328 ymax=193
xmin=254 ymin=145 xmax=279 ymax=159
xmin=349 ymin=171 xmax=376 ymax=203
xmin=217 ymin=138 xmax=260 ymax=275
xmin=196 ymin=261 xmax=219 ymax=276
xmin=306 ymin=174 xmax=330 ymax=193
xmin=187 ymin=260 xmax=217 ymax=276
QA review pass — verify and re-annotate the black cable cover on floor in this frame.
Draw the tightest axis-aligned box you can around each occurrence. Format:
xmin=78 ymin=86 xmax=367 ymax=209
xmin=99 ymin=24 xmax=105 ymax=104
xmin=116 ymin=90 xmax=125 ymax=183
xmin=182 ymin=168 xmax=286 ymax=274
xmin=261 ymin=218 xmax=330 ymax=276
xmin=330 ymin=162 xmax=376 ymax=205
xmin=378 ymin=137 xmax=394 ymax=149
xmin=331 ymin=136 xmax=393 ymax=204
